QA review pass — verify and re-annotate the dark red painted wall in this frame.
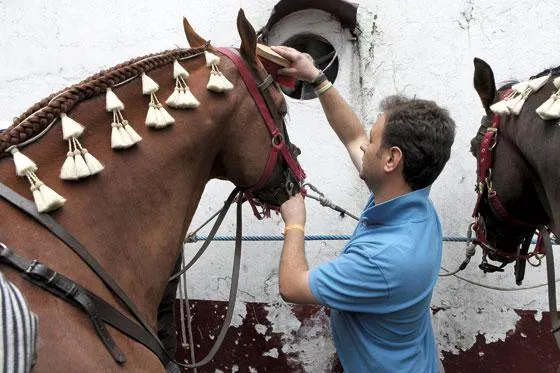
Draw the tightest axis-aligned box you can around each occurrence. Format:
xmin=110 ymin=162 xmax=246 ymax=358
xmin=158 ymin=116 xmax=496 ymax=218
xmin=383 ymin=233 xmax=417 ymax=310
xmin=174 ymin=301 xmax=560 ymax=372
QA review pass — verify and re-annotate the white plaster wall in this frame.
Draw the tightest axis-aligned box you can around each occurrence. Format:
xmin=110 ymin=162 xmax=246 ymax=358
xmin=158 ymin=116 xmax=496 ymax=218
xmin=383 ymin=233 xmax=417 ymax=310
xmin=2 ymin=0 xmax=560 ymax=366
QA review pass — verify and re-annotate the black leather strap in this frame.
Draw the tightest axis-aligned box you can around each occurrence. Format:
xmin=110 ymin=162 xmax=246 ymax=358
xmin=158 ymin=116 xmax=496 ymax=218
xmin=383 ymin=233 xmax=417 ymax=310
xmin=0 ymin=182 xmax=171 ymax=366
xmin=0 ymin=242 xmax=173 ymax=365
xmin=540 ymin=226 xmax=560 ymax=349
xmin=0 ymin=244 xmax=126 ymax=363
xmin=168 ymin=188 xmax=239 ymax=282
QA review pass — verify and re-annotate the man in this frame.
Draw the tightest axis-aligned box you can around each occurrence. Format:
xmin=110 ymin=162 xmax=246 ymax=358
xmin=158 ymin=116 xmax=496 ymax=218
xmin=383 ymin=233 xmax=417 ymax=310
xmin=272 ymin=46 xmax=455 ymax=373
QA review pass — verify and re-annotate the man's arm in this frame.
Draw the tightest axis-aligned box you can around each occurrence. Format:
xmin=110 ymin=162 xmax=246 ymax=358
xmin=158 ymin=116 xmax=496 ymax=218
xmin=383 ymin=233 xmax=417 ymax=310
xmin=278 ymin=193 xmax=318 ymax=304
xmin=272 ymin=46 xmax=368 ymax=173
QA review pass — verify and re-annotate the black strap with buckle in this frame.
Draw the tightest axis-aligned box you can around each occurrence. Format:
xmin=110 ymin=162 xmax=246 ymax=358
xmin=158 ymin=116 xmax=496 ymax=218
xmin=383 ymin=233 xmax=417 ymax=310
xmin=0 ymin=182 xmax=177 ymax=370
xmin=0 ymin=241 xmax=177 ymax=366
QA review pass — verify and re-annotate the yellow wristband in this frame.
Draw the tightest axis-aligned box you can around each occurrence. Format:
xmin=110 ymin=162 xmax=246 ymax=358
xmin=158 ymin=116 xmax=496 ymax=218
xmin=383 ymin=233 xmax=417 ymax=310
xmin=282 ymin=224 xmax=305 ymax=235
xmin=315 ymin=81 xmax=333 ymax=96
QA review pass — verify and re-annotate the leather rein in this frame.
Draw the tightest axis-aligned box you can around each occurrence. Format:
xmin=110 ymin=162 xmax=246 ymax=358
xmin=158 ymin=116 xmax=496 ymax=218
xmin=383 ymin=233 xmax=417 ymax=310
xmin=0 ymin=47 xmax=304 ymax=370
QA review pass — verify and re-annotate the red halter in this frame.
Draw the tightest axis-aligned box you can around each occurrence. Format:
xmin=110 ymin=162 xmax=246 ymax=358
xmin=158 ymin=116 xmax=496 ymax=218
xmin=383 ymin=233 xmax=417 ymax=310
xmin=470 ymin=113 xmax=544 ymax=260
xmin=217 ymin=48 xmax=306 ymax=218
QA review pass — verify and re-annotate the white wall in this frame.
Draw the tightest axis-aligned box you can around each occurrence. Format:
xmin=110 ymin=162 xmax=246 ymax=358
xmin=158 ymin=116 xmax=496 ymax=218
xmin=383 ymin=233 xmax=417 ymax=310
xmin=2 ymin=0 xmax=560 ymax=367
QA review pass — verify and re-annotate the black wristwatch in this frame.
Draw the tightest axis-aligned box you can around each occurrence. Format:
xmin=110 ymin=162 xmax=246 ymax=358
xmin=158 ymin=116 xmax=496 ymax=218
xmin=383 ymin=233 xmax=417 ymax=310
xmin=310 ymin=71 xmax=327 ymax=88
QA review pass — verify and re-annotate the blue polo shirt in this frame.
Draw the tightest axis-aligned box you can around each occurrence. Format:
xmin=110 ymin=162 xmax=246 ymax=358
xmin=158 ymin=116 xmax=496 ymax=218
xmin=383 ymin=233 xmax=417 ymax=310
xmin=309 ymin=187 xmax=441 ymax=373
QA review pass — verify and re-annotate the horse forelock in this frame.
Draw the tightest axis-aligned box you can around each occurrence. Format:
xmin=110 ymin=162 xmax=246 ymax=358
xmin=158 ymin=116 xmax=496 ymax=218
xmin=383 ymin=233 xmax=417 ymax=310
xmin=0 ymin=46 xmax=206 ymax=158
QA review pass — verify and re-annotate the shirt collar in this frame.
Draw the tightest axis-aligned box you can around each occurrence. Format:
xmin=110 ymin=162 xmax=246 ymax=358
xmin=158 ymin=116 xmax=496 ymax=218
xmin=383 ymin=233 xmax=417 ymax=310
xmin=360 ymin=186 xmax=432 ymax=225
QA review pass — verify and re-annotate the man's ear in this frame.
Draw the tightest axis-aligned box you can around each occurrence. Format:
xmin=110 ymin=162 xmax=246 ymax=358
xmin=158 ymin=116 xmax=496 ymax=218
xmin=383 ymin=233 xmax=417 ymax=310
xmin=384 ymin=147 xmax=403 ymax=172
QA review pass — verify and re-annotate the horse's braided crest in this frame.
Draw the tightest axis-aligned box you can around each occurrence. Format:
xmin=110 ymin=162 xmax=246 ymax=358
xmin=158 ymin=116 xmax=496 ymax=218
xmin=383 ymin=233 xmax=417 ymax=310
xmin=0 ymin=47 xmax=206 ymax=158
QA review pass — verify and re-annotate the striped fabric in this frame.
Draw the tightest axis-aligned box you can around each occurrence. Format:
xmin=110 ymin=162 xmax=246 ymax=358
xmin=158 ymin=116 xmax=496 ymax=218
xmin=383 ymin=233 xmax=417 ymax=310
xmin=0 ymin=272 xmax=39 ymax=373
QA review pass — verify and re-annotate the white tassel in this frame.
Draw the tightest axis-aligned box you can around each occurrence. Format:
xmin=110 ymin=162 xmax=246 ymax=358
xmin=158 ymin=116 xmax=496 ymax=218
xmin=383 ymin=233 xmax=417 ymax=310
xmin=38 ymin=183 xmax=66 ymax=212
xmin=73 ymin=150 xmax=91 ymax=178
xmin=10 ymin=148 xmax=37 ymax=176
xmin=81 ymin=149 xmax=104 ymax=175
xmin=60 ymin=151 xmax=78 ymax=180
xmin=218 ymin=73 xmax=233 ymax=91
xmin=154 ymin=109 xmax=169 ymax=128
xmin=159 ymin=106 xmax=175 ymax=125
xmin=505 ymin=95 xmax=526 ymax=115
xmin=166 ymin=88 xmax=180 ymax=107
xmin=490 ymin=100 xmax=510 ymax=115
xmin=142 ymin=73 xmax=160 ymax=95
xmin=205 ymin=51 xmax=221 ymax=66
xmin=173 ymin=60 xmax=189 ymax=78
xmin=30 ymin=182 xmax=48 ymax=213
xmin=512 ymin=81 xmax=529 ymax=93
xmin=145 ymin=104 xmax=158 ymax=127
xmin=28 ymin=175 xmax=66 ymax=213
xmin=61 ymin=113 xmax=85 ymax=140
xmin=528 ymin=74 xmax=550 ymax=92
xmin=179 ymin=88 xmax=200 ymax=108
xmin=106 ymin=88 xmax=124 ymax=111
xmin=207 ymin=71 xmax=224 ymax=92
xmin=540 ymin=99 xmax=560 ymax=120
xmin=122 ymin=120 xmax=142 ymax=144
xmin=111 ymin=122 xmax=127 ymax=149
xmin=536 ymin=95 xmax=556 ymax=120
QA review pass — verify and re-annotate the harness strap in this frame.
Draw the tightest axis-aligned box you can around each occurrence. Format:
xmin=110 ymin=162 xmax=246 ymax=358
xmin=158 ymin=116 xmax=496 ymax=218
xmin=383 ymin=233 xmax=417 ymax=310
xmin=217 ymin=48 xmax=305 ymax=183
xmin=0 ymin=182 xmax=172 ymax=366
xmin=169 ymin=189 xmax=244 ymax=369
xmin=0 ymin=243 xmax=175 ymax=364
xmin=540 ymin=226 xmax=560 ymax=349
xmin=168 ymin=188 xmax=239 ymax=282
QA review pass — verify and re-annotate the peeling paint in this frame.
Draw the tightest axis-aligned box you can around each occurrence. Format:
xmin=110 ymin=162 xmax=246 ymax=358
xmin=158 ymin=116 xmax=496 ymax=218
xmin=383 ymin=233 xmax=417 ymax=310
xmin=254 ymin=323 xmax=267 ymax=335
xmin=262 ymin=348 xmax=279 ymax=359
xmin=434 ymin=305 xmax=520 ymax=355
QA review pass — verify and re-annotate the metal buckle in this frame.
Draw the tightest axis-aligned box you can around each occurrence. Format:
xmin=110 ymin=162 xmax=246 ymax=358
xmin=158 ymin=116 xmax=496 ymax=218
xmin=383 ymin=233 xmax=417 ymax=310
xmin=0 ymin=242 xmax=11 ymax=257
xmin=257 ymin=74 xmax=275 ymax=91
xmin=271 ymin=133 xmax=284 ymax=148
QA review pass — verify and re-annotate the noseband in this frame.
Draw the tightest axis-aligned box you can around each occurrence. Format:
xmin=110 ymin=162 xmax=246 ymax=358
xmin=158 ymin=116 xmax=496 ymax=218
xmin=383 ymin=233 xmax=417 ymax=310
xmin=217 ymin=48 xmax=305 ymax=218
xmin=470 ymin=113 xmax=545 ymax=275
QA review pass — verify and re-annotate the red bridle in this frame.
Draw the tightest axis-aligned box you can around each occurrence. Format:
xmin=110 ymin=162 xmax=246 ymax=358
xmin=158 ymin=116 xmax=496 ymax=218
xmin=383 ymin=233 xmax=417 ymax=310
xmin=470 ymin=113 xmax=544 ymax=261
xmin=217 ymin=48 xmax=306 ymax=218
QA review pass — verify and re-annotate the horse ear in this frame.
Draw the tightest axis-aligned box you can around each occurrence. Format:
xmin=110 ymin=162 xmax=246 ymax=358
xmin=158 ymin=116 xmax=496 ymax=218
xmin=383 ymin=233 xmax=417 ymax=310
xmin=183 ymin=17 xmax=208 ymax=48
xmin=473 ymin=58 xmax=497 ymax=113
xmin=237 ymin=9 xmax=257 ymax=65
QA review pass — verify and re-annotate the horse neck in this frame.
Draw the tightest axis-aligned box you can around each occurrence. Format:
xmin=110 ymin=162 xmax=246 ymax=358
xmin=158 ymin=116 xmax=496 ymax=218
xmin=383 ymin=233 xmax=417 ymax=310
xmin=0 ymin=52 xmax=232 ymax=324
xmin=501 ymin=81 xmax=560 ymax=234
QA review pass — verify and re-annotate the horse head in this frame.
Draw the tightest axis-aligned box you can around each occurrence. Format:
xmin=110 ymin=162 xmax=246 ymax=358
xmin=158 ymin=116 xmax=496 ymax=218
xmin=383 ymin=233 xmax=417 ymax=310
xmin=183 ymin=10 xmax=304 ymax=213
xmin=471 ymin=58 xmax=549 ymax=265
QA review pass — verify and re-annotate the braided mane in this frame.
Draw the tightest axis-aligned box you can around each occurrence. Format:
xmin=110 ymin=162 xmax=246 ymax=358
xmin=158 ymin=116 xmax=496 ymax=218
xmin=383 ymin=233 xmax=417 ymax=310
xmin=531 ymin=64 xmax=560 ymax=79
xmin=0 ymin=46 xmax=206 ymax=158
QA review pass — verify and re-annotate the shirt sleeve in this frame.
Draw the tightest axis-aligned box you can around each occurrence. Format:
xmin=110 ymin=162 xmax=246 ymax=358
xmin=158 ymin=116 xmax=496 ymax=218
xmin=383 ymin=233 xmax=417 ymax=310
xmin=308 ymin=243 xmax=389 ymax=313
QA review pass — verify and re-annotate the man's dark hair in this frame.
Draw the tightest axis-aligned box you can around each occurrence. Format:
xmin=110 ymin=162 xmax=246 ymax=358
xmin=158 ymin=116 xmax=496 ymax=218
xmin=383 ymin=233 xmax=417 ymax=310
xmin=379 ymin=95 xmax=456 ymax=190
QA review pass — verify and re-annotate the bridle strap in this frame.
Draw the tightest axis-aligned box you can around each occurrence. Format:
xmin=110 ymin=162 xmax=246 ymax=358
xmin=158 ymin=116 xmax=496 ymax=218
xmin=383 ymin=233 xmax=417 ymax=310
xmin=173 ymin=190 xmax=244 ymax=369
xmin=168 ymin=187 xmax=239 ymax=282
xmin=216 ymin=47 xmax=306 ymax=187
xmin=540 ymin=225 xmax=560 ymax=349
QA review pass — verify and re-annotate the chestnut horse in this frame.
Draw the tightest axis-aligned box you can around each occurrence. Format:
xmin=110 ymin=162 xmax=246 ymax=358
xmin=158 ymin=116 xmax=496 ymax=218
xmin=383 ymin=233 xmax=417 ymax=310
xmin=0 ymin=10 xmax=302 ymax=372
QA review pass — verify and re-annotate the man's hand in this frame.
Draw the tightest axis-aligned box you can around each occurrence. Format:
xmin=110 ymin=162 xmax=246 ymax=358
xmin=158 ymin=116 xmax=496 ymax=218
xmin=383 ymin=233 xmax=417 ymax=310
xmin=271 ymin=46 xmax=321 ymax=83
xmin=280 ymin=192 xmax=306 ymax=227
